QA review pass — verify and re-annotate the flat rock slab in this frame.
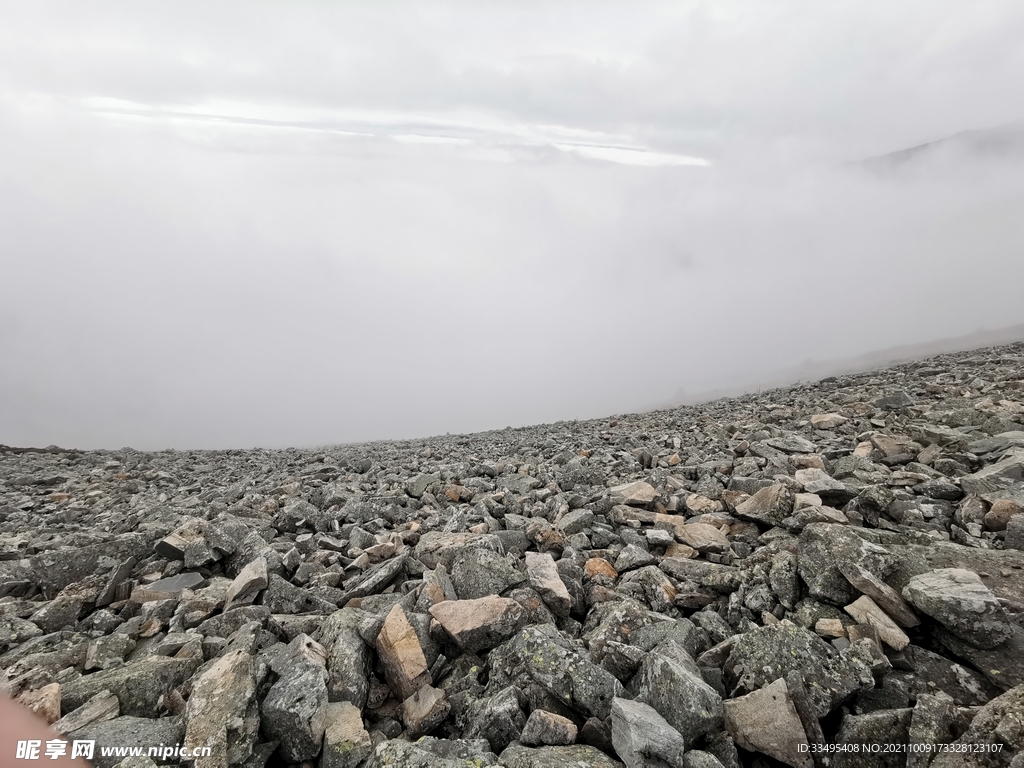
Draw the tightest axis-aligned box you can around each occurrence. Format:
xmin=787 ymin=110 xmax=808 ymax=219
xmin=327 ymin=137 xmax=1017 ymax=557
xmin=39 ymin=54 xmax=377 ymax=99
xmin=724 ymin=678 xmax=813 ymax=768
xmin=844 ymin=595 xmax=910 ymax=650
xmin=429 ymin=596 xmax=526 ymax=652
xmin=902 ymin=568 xmax=1013 ymax=649
xmin=376 ymin=603 xmax=431 ymax=699
xmin=610 ymin=696 xmax=686 ymax=768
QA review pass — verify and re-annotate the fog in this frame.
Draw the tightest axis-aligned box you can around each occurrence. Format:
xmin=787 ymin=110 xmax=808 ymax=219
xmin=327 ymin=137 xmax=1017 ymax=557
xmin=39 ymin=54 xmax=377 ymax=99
xmin=2 ymin=1 xmax=1024 ymax=449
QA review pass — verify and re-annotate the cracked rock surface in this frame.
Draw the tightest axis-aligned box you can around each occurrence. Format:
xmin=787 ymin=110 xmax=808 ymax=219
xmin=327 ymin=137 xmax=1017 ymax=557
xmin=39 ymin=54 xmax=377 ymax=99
xmin=3 ymin=342 xmax=1024 ymax=766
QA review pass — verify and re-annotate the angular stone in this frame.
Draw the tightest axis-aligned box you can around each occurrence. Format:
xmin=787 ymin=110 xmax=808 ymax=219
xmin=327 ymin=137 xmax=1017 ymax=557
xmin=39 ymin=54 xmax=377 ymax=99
xmin=837 ymin=561 xmax=919 ymax=628
xmin=675 ymin=522 xmax=730 ymax=554
xmin=451 ymin=548 xmax=526 ymax=600
xmin=525 ymin=551 xmax=572 ymax=617
xmin=131 ymin=571 xmax=205 ymax=602
xmin=844 ymin=596 xmax=909 ymax=650
xmin=403 ymin=684 xmax=451 ymax=737
xmin=429 ymin=596 xmax=525 ymax=653
xmin=811 ymin=413 xmax=848 ymax=429
xmin=260 ymin=662 xmax=329 ymax=763
xmin=71 ymin=716 xmax=185 ymax=768
xmin=488 ymin=624 xmax=624 ymax=720
xmin=61 ymin=655 xmax=200 ymax=718
xmin=52 ymin=690 xmax=120 ymax=735
xmin=610 ymin=696 xmax=686 ymax=768
xmin=735 ymin=483 xmax=794 ymax=527
xmin=521 ymin=709 xmax=578 ymax=747
xmin=499 ymin=743 xmax=624 ymax=768
xmin=609 ymin=481 xmax=659 ymax=506
xmin=902 ymin=568 xmax=1013 ymax=649
xmin=366 ymin=737 xmax=498 ymax=768
xmin=183 ymin=649 xmax=257 ymax=767
xmin=629 ymin=641 xmax=723 ymax=745
xmin=724 ymin=679 xmax=812 ymax=768
xmin=376 ymin=603 xmax=431 ymax=699
xmin=798 ymin=524 xmax=901 ymax=606
xmin=314 ymin=608 xmax=372 ymax=707
xmin=223 ymin=556 xmax=268 ymax=612
xmin=930 ymin=683 xmax=1024 ymax=768
xmin=794 ymin=468 xmax=846 ymax=496
xmin=321 ymin=701 xmax=373 ymax=768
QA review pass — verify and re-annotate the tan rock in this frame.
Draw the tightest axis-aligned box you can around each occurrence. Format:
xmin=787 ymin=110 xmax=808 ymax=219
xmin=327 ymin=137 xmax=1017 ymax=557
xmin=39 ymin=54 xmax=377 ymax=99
xmin=664 ymin=542 xmax=698 ymax=559
xmin=675 ymin=522 xmax=730 ymax=554
xmin=724 ymin=678 xmax=813 ymax=768
xmin=17 ymin=683 xmax=61 ymax=724
xmin=376 ymin=604 xmax=431 ymax=699
xmin=524 ymin=551 xmax=572 ymax=617
xmin=837 ymin=561 xmax=919 ymax=628
xmin=792 ymin=454 xmax=826 ymax=470
xmin=223 ymin=556 xmax=268 ymax=612
xmin=810 ymin=413 xmax=848 ymax=430
xmin=685 ymin=494 xmax=724 ymax=514
xmin=321 ymin=701 xmax=372 ymax=768
xmin=845 ymin=595 xmax=910 ymax=650
xmin=402 ymin=684 xmax=450 ymax=738
xmin=428 ymin=596 xmax=525 ymax=653
xmin=814 ymin=618 xmax=846 ymax=638
xmin=584 ymin=558 xmax=619 ymax=581
xmin=984 ymin=499 xmax=1022 ymax=531
xmin=521 ymin=709 xmax=578 ymax=746
xmin=609 ymin=481 xmax=659 ymax=506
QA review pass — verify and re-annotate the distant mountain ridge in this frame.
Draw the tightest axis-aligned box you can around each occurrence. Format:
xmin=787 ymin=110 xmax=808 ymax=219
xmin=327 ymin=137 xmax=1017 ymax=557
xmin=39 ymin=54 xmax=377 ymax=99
xmin=859 ymin=120 xmax=1024 ymax=170
xmin=654 ymin=322 xmax=1024 ymax=411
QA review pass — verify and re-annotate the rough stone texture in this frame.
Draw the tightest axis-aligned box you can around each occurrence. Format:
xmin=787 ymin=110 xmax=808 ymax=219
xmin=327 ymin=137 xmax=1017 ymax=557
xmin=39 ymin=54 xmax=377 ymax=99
xmin=903 ymin=568 xmax=1014 ymax=649
xmin=3 ymin=342 xmax=1024 ymax=767
xmin=610 ymin=696 xmax=687 ymax=768
xmin=429 ymin=596 xmax=526 ymax=652
xmin=723 ymin=678 xmax=813 ymax=768
xmin=321 ymin=701 xmax=372 ymax=768
xmin=521 ymin=709 xmax=578 ymax=747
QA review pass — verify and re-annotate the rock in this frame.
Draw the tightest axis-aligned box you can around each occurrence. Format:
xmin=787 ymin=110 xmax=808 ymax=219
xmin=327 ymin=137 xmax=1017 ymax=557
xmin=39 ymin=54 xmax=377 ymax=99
xmin=906 ymin=692 xmax=967 ymax=768
xmin=524 ymin=552 xmax=572 ymax=616
xmin=260 ymin=662 xmax=329 ymax=762
xmin=556 ymin=509 xmax=595 ymax=535
xmin=403 ymin=684 xmax=450 ymax=737
xmin=902 ymin=568 xmax=1013 ymax=649
xmin=932 ymin=623 xmax=1024 ymax=691
xmin=376 ymin=603 xmax=432 ymax=699
xmin=985 ymin=498 xmax=1023 ymax=531
xmin=723 ymin=678 xmax=812 ymax=768
xmin=609 ymin=481 xmax=659 ymax=506
xmin=183 ymin=649 xmax=257 ymax=767
xmin=499 ymin=743 xmax=624 ymax=768
xmin=930 ymin=683 xmax=1024 ymax=767
xmin=734 ymin=483 xmax=794 ymax=527
xmin=70 ymin=715 xmax=185 ymax=768
xmin=832 ymin=708 xmax=913 ymax=767
xmin=464 ymin=685 xmax=527 ymax=752
xmin=521 ymin=709 xmax=578 ymax=747
xmin=321 ymin=701 xmax=373 ymax=768
xmin=723 ymin=623 xmax=873 ymax=717
xmin=52 ymin=690 xmax=120 ymax=735
xmin=451 ymin=547 xmax=526 ymax=600
xmin=629 ymin=641 xmax=723 ymax=744
xmin=610 ymin=696 xmax=687 ymax=768
xmin=223 ymin=556 xmax=268 ymax=611
xmin=61 ymin=655 xmax=200 ymax=718
xmin=798 ymin=524 xmax=901 ymax=606
xmin=873 ymin=390 xmax=915 ymax=410
xmin=366 ymin=737 xmax=498 ymax=768
xmin=837 ymin=560 xmax=919 ymax=628
xmin=844 ymin=596 xmax=910 ymax=650
xmin=810 ymin=413 xmax=848 ymax=429
xmin=1007 ymin=514 xmax=1024 ymax=550
xmin=488 ymin=624 xmax=624 ymax=720
xmin=794 ymin=468 xmax=846 ymax=496
xmin=131 ymin=571 xmax=205 ymax=602
xmin=675 ymin=522 xmax=731 ymax=554
xmin=314 ymin=608 xmax=372 ymax=707
xmin=429 ymin=596 xmax=526 ymax=652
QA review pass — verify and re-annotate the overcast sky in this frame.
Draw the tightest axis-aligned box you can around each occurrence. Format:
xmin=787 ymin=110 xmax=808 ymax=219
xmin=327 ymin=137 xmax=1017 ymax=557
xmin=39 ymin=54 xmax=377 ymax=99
xmin=2 ymin=1 xmax=1024 ymax=450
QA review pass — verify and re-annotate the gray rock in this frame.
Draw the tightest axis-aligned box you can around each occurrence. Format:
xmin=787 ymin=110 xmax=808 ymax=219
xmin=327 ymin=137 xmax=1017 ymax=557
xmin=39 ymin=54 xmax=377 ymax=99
xmin=450 ymin=547 xmax=526 ymax=599
xmin=629 ymin=640 xmax=723 ymax=745
xmin=610 ymin=696 xmax=687 ymax=768
xmin=70 ymin=716 xmax=185 ymax=768
xmin=499 ymin=743 xmax=624 ymax=768
xmin=62 ymin=655 xmax=201 ymax=718
xmin=321 ymin=700 xmax=372 ymax=768
xmin=723 ymin=679 xmax=812 ymax=768
xmin=734 ymin=483 xmax=794 ymax=527
xmin=798 ymin=524 xmax=901 ymax=605
xmin=366 ymin=737 xmax=498 ymax=768
xmin=902 ymin=568 xmax=1013 ymax=649
xmin=520 ymin=709 xmax=578 ymax=747
xmin=314 ymin=608 xmax=371 ymax=707
xmin=260 ymin=662 xmax=329 ymax=762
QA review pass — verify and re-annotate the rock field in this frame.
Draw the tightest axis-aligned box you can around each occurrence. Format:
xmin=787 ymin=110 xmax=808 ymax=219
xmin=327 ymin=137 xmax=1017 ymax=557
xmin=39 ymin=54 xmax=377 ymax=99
xmin=3 ymin=342 xmax=1024 ymax=768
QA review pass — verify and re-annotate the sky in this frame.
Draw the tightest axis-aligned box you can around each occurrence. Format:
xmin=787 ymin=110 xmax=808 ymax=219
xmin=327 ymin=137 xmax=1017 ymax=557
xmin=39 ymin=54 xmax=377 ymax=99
xmin=2 ymin=1 xmax=1024 ymax=450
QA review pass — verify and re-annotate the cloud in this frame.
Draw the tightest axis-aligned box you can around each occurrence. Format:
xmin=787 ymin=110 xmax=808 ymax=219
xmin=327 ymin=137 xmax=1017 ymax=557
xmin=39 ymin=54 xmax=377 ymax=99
xmin=0 ymin=1 xmax=1023 ymax=449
